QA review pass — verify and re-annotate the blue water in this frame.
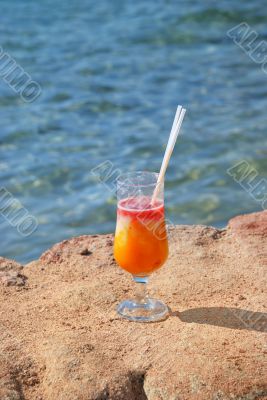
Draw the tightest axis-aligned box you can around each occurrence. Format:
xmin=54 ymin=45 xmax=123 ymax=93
xmin=0 ymin=0 xmax=266 ymax=263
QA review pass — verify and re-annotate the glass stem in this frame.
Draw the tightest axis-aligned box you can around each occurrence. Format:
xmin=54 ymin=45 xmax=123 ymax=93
xmin=133 ymin=275 xmax=148 ymax=304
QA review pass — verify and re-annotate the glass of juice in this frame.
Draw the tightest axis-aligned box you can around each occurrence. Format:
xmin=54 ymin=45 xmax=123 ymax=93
xmin=114 ymin=171 xmax=169 ymax=322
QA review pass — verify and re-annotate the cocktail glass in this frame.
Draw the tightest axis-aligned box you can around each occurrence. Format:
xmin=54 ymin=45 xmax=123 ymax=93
xmin=114 ymin=171 xmax=169 ymax=322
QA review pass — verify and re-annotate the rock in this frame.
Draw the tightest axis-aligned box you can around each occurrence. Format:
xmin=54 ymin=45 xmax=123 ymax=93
xmin=228 ymin=210 xmax=267 ymax=236
xmin=228 ymin=210 xmax=267 ymax=267
xmin=79 ymin=248 xmax=93 ymax=256
xmin=0 ymin=359 xmax=23 ymax=400
xmin=0 ymin=211 xmax=266 ymax=399
xmin=0 ymin=257 xmax=27 ymax=286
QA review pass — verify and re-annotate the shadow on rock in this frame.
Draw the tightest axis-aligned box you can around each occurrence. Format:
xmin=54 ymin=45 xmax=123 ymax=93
xmin=172 ymin=307 xmax=267 ymax=332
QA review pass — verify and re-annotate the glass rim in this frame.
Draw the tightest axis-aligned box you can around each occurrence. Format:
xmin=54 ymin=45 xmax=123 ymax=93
xmin=116 ymin=170 xmax=160 ymax=188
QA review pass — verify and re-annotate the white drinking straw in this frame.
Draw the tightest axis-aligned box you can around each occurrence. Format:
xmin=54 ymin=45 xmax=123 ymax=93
xmin=151 ymin=106 xmax=186 ymax=205
xmin=170 ymin=105 xmax=182 ymax=138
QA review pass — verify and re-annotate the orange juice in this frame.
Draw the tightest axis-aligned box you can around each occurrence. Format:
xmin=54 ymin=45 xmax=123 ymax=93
xmin=114 ymin=196 xmax=168 ymax=276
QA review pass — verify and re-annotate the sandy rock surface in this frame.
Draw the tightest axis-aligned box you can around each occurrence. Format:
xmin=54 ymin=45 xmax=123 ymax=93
xmin=0 ymin=211 xmax=266 ymax=400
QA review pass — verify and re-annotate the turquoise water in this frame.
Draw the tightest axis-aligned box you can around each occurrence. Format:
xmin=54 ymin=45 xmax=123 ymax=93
xmin=0 ymin=1 xmax=266 ymax=263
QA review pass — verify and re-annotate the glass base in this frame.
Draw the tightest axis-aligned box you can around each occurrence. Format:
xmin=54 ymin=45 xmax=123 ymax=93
xmin=117 ymin=298 xmax=169 ymax=322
